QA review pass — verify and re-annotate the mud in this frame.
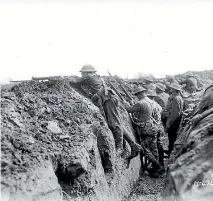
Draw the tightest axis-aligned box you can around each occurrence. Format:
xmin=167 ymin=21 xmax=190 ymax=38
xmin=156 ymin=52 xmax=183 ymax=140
xmin=1 ymin=70 xmax=213 ymax=201
xmin=163 ymin=103 xmax=213 ymax=199
xmin=1 ymin=80 xmax=141 ymax=201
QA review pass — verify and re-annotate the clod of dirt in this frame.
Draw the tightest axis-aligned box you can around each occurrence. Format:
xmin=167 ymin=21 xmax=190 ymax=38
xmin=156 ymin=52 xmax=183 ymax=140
xmin=47 ymin=121 xmax=62 ymax=134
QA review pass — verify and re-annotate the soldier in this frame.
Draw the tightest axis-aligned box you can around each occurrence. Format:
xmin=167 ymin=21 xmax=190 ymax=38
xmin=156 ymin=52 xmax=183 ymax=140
xmin=69 ymin=65 xmax=141 ymax=158
xmin=155 ymin=83 xmax=170 ymax=127
xmin=166 ymin=83 xmax=184 ymax=156
xmin=124 ymin=87 xmax=164 ymax=177
xmin=165 ymin=75 xmax=179 ymax=94
xmin=165 ymin=75 xmax=179 ymax=84
xmin=143 ymin=77 xmax=156 ymax=90
xmin=155 ymin=83 xmax=169 ymax=108
xmin=146 ymin=90 xmax=165 ymax=167
xmin=179 ymin=74 xmax=198 ymax=94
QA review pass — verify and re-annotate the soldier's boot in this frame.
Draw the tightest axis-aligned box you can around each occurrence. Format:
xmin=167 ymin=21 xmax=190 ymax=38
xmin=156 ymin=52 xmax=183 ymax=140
xmin=114 ymin=129 xmax=124 ymax=157
xmin=158 ymin=144 xmax=165 ymax=167
xmin=145 ymin=151 xmax=164 ymax=170
xmin=150 ymin=166 xmax=165 ymax=178
xmin=123 ymin=128 xmax=142 ymax=159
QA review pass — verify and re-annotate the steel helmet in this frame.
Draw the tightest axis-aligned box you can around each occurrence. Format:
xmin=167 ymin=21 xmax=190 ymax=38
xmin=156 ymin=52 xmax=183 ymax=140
xmin=187 ymin=77 xmax=198 ymax=88
xmin=144 ymin=77 xmax=153 ymax=82
xmin=80 ymin=65 xmax=97 ymax=73
xmin=166 ymin=75 xmax=175 ymax=80
xmin=156 ymin=83 xmax=166 ymax=91
xmin=133 ymin=86 xmax=147 ymax=95
xmin=169 ymin=83 xmax=182 ymax=91
xmin=186 ymin=72 xmax=195 ymax=78
xmin=146 ymin=90 xmax=157 ymax=97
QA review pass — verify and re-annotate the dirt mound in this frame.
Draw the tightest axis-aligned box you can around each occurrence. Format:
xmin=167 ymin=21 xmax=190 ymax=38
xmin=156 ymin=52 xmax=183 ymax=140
xmin=1 ymin=80 xmax=141 ymax=201
xmin=175 ymin=70 xmax=213 ymax=88
xmin=163 ymin=107 xmax=213 ymax=200
xmin=125 ymin=175 xmax=165 ymax=201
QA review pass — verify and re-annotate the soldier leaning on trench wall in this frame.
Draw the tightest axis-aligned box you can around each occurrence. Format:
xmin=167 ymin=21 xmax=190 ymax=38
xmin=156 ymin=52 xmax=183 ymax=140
xmin=68 ymin=65 xmax=142 ymax=161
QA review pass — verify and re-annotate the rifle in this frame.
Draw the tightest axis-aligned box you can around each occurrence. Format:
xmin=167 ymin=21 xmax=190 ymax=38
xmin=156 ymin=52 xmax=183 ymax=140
xmin=107 ymin=72 xmax=162 ymax=170
xmin=10 ymin=76 xmax=64 ymax=83
xmin=32 ymin=76 xmax=63 ymax=81
xmin=106 ymin=77 xmax=125 ymax=102
xmin=10 ymin=80 xmax=31 ymax=83
xmin=107 ymin=71 xmax=133 ymax=102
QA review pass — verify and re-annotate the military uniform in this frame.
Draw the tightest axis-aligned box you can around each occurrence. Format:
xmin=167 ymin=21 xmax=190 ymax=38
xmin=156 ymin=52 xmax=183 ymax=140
xmin=146 ymin=95 xmax=165 ymax=167
xmin=155 ymin=92 xmax=169 ymax=125
xmin=155 ymin=92 xmax=169 ymax=109
xmin=165 ymin=76 xmax=179 ymax=94
xmin=143 ymin=83 xmax=156 ymax=90
xmin=166 ymin=93 xmax=184 ymax=154
xmin=73 ymin=68 xmax=141 ymax=157
xmin=143 ymin=77 xmax=156 ymax=91
xmin=126 ymin=97 xmax=159 ymax=161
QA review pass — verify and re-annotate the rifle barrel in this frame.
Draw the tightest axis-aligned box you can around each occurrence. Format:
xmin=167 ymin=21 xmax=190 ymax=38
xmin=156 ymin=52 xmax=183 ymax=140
xmin=107 ymin=70 xmax=133 ymax=100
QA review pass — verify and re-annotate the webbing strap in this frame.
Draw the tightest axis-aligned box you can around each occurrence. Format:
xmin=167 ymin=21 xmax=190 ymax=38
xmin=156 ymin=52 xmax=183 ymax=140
xmin=100 ymin=77 xmax=108 ymax=96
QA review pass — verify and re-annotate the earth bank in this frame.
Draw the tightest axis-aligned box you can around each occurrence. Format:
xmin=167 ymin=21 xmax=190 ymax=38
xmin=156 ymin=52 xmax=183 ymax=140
xmin=1 ymin=80 xmax=140 ymax=201
xmin=1 ymin=70 xmax=213 ymax=201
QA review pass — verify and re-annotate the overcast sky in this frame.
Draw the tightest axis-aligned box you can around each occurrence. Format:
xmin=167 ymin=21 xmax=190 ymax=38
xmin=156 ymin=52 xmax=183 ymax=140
xmin=0 ymin=0 xmax=212 ymax=83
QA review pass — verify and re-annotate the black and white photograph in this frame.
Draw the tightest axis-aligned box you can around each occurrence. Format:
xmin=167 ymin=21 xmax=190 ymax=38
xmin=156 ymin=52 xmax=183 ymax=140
xmin=1 ymin=0 xmax=213 ymax=201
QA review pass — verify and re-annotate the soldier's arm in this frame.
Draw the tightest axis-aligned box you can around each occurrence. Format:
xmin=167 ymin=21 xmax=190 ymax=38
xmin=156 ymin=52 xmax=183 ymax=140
xmin=155 ymin=97 xmax=164 ymax=110
xmin=69 ymin=77 xmax=89 ymax=85
xmin=125 ymin=103 xmax=141 ymax=113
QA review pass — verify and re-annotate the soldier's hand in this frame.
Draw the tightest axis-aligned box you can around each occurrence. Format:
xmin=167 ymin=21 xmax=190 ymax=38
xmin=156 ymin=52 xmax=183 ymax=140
xmin=130 ymin=99 xmax=134 ymax=105
xmin=67 ymin=76 xmax=81 ymax=83
xmin=91 ymin=93 xmax=99 ymax=102
xmin=49 ymin=76 xmax=64 ymax=81
xmin=123 ymin=100 xmax=130 ymax=108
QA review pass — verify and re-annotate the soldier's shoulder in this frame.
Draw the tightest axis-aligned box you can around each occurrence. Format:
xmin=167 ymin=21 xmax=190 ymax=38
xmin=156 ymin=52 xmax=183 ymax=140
xmin=139 ymin=98 xmax=150 ymax=105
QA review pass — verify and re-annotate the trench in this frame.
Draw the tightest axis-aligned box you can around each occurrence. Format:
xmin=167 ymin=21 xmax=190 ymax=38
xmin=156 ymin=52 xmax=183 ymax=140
xmin=53 ymin=138 xmax=168 ymax=201
xmin=53 ymin=141 xmax=115 ymax=200
xmin=124 ymin=175 xmax=166 ymax=201
xmin=124 ymin=132 xmax=169 ymax=201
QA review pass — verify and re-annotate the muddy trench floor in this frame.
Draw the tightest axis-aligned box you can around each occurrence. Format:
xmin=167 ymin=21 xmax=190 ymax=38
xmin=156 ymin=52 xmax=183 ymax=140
xmin=124 ymin=134 xmax=168 ymax=201
xmin=124 ymin=175 xmax=165 ymax=201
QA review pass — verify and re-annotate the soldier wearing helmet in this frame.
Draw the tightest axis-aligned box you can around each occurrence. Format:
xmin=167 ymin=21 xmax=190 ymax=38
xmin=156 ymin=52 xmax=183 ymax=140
xmin=125 ymin=87 xmax=165 ymax=177
xmin=146 ymin=90 xmax=165 ymax=168
xmin=70 ymin=65 xmax=141 ymax=158
xmin=164 ymin=75 xmax=179 ymax=94
xmin=166 ymin=83 xmax=184 ymax=156
xmin=155 ymin=83 xmax=169 ymax=109
xmin=154 ymin=83 xmax=170 ymax=127
xmin=186 ymin=77 xmax=198 ymax=93
xmin=165 ymin=75 xmax=179 ymax=84
xmin=143 ymin=77 xmax=156 ymax=90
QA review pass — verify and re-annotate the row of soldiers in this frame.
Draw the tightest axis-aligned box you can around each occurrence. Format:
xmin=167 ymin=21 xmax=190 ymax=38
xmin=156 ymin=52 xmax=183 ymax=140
xmin=69 ymin=65 xmax=200 ymax=178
